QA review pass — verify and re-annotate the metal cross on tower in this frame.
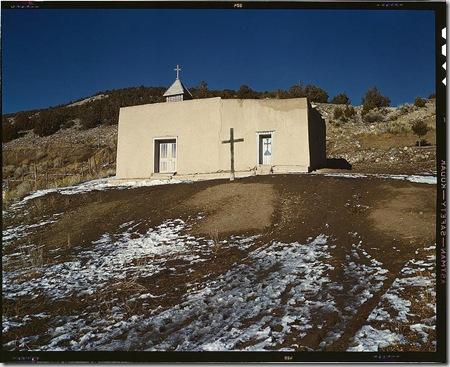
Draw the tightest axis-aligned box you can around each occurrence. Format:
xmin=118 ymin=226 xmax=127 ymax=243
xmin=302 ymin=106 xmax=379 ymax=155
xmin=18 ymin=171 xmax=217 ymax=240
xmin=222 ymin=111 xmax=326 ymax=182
xmin=221 ymin=128 xmax=244 ymax=181
xmin=174 ymin=65 xmax=181 ymax=79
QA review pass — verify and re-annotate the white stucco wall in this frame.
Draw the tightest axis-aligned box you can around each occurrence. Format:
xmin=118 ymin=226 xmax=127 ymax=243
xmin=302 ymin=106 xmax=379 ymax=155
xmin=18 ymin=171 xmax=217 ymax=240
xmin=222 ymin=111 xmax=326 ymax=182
xmin=115 ymin=97 xmax=314 ymax=179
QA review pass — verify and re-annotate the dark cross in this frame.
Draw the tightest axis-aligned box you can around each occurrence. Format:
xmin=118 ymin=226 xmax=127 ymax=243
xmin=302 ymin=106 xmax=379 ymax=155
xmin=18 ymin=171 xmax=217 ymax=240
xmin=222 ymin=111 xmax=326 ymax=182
xmin=222 ymin=128 xmax=244 ymax=181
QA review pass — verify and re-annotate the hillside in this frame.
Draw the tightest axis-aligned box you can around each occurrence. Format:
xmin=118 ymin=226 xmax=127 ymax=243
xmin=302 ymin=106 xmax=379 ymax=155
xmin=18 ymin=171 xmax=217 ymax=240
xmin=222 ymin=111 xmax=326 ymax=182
xmin=2 ymin=89 xmax=436 ymax=204
xmin=2 ymin=174 xmax=436 ymax=351
xmin=316 ymin=100 xmax=436 ymax=174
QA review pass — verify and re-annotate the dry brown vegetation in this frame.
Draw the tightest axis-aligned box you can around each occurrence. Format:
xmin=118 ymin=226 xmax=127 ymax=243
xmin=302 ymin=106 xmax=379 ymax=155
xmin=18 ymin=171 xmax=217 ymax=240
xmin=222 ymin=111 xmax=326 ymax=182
xmin=2 ymin=125 xmax=117 ymax=205
xmin=317 ymin=99 xmax=436 ymax=174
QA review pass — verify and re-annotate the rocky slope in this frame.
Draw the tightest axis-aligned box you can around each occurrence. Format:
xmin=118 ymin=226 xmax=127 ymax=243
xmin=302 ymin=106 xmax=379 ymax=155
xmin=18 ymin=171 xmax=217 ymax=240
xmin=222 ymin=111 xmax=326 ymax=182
xmin=2 ymin=99 xmax=436 ymax=202
xmin=315 ymin=99 xmax=436 ymax=174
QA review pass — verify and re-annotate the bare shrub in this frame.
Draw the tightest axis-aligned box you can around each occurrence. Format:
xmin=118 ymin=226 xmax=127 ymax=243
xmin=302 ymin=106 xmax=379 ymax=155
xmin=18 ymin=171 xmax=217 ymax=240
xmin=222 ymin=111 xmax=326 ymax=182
xmin=344 ymin=105 xmax=356 ymax=119
xmin=105 ymin=168 xmax=116 ymax=177
xmin=208 ymin=228 xmax=221 ymax=256
xmin=29 ymin=246 xmax=44 ymax=269
xmin=14 ymin=166 xmax=24 ymax=179
xmin=363 ymin=110 xmax=385 ymax=124
xmin=333 ymin=107 xmax=344 ymax=120
xmin=58 ymin=174 xmax=83 ymax=187
xmin=117 ymin=277 xmax=147 ymax=293
xmin=53 ymin=157 xmax=63 ymax=168
xmin=386 ymin=121 xmax=409 ymax=134
xmin=399 ymin=103 xmax=414 ymax=115
xmin=414 ymin=97 xmax=426 ymax=108
xmin=386 ymin=110 xmax=401 ymax=121
xmin=37 ymin=161 xmax=50 ymax=171
xmin=35 ymin=150 xmax=47 ymax=160
xmin=14 ymin=181 xmax=34 ymax=198
xmin=3 ymin=165 xmax=15 ymax=176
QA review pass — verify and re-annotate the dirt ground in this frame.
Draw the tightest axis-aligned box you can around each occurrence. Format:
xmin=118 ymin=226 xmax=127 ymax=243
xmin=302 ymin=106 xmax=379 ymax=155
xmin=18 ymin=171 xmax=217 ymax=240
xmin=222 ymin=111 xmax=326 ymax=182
xmin=2 ymin=174 xmax=436 ymax=352
xmin=183 ymin=182 xmax=275 ymax=235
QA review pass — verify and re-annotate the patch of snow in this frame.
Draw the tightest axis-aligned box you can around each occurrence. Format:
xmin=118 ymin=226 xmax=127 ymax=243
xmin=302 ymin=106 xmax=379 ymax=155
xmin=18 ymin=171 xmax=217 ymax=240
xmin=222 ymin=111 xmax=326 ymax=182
xmin=14 ymin=234 xmax=341 ymax=351
xmin=348 ymin=244 xmax=436 ymax=352
xmin=3 ymin=219 xmax=195 ymax=300
xmin=3 ymin=217 xmax=58 ymax=245
xmin=347 ymin=326 xmax=406 ymax=352
xmin=12 ymin=178 xmax=193 ymax=209
xmin=66 ymin=94 xmax=108 ymax=107
xmin=323 ymin=172 xmax=368 ymax=179
xmin=319 ymin=172 xmax=436 ymax=185
xmin=319 ymin=242 xmax=389 ymax=348
xmin=410 ymin=323 xmax=433 ymax=343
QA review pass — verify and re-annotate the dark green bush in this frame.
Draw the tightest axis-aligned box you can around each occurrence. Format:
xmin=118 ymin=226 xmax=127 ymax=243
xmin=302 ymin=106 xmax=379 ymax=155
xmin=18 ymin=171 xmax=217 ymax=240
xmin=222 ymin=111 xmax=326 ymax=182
xmin=331 ymin=93 xmax=350 ymax=105
xmin=411 ymin=120 xmax=429 ymax=146
xmin=14 ymin=112 xmax=31 ymax=131
xmin=288 ymin=85 xmax=305 ymax=98
xmin=333 ymin=107 xmax=344 ymax=120
xmin=344 ymin=105 xmax=356 ymax=118
xmin=34 ymin=110 xmax=66 ymax=136
xmin=414 ymin=97 xmax=426 ymax=108
xmin=2 ymin=120 xmax=18 ymax=142
xmin=304 ymin=84 xmax=328 ymax=103
xmin=361 ymin=87 xmax=390 ymax=114
xmin=237 ymin=85 xmax=258 ymax=99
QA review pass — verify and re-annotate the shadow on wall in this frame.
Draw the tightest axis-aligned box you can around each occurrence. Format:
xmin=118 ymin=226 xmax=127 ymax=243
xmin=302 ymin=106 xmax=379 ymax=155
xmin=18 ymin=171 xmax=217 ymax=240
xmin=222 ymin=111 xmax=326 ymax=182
xmin=308 ymin=105 xmax=327 ymax=170
xmin=326 ymin=158 xmax=352 ymax=170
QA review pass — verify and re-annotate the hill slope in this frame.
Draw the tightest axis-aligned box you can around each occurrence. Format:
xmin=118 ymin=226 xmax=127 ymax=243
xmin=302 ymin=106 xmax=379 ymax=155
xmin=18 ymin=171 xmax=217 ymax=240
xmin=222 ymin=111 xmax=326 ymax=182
xmin=2 ymin=174 xmax=436 ymax=352
xmin=2 ymin=92 xmax=436 ymax=203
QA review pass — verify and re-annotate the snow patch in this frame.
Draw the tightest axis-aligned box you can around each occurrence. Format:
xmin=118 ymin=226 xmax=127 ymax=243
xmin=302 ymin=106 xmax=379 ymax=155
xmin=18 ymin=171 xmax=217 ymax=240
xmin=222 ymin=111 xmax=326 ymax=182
xmin=320 ymin=172 xmax=436 ymax=185
xmin=347 ymin=326 xmax=406 ymax=352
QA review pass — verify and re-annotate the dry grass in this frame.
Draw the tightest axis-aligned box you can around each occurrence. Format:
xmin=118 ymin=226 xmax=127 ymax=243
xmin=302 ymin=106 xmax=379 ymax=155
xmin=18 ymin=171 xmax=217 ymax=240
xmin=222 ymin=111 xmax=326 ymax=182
xmin=3 ymin=138 xmax=117 ymax=206
xmin=2 ymin=169 xmax=115 ymax=207
xmin=93 ymin=277 xmax=149 ymax=318
xmin=208 ymin=228 xmax=221 ymax=256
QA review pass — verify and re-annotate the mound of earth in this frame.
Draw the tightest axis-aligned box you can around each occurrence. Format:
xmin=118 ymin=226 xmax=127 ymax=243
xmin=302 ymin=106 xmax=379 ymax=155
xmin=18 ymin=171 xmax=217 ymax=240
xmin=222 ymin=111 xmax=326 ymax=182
xmin=2 ymin=174 xmax=436 ymax=353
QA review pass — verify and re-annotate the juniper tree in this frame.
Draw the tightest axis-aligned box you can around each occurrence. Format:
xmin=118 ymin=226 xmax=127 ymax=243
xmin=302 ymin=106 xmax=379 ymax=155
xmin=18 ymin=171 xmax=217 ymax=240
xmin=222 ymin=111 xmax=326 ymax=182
xmin=411 ymin=119 xmax=429 ymax=146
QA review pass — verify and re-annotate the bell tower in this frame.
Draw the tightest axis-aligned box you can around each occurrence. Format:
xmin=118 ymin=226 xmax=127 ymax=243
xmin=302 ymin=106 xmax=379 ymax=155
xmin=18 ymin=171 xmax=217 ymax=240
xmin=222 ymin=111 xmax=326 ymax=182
xmin=163 ymin=65 xmax=193 ymax=102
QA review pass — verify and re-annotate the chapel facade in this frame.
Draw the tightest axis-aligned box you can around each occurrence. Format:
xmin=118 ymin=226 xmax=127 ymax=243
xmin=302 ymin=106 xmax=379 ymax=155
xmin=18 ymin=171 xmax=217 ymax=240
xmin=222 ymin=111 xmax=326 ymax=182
xmin=115 ymin=67 xmax=326 ymax=181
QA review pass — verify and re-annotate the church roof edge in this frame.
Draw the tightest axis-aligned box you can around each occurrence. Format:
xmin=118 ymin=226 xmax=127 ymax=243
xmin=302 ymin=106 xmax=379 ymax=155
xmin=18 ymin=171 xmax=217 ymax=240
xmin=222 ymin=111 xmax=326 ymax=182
xmin=163 ymin=78 xmax=193 ymax=98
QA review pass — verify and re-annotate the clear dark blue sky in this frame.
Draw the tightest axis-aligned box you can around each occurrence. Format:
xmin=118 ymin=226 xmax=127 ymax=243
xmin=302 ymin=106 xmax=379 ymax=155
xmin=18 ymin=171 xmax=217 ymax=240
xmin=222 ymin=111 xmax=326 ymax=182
xmin=3 ymin=8 xmax=435 ymax=113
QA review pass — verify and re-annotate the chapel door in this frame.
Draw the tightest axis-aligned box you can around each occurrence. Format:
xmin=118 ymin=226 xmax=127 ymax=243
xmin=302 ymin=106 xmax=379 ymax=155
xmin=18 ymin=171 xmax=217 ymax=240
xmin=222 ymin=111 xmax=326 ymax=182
xmin=159 ymin=141 xmax=177 ymax=173
xmin=259 ymin=134 xmax=272 ymax=165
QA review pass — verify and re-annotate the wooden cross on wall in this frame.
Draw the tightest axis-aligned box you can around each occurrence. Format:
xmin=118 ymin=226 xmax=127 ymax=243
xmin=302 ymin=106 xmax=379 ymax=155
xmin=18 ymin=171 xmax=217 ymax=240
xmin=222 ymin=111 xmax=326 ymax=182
xmin=222 ymin=128 xmax=244 ymax=181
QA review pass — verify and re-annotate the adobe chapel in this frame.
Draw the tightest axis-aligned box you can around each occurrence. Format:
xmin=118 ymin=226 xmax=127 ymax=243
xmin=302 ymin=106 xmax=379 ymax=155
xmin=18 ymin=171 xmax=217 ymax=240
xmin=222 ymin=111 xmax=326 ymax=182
xmin=115 ymin=66 xmax=326 ymax=180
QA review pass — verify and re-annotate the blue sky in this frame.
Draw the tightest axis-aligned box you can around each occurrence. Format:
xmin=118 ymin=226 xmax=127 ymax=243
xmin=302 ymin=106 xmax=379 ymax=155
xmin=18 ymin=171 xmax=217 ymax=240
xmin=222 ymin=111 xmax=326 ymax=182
xmin=2 ymin=8 xmax=435 ymax=113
